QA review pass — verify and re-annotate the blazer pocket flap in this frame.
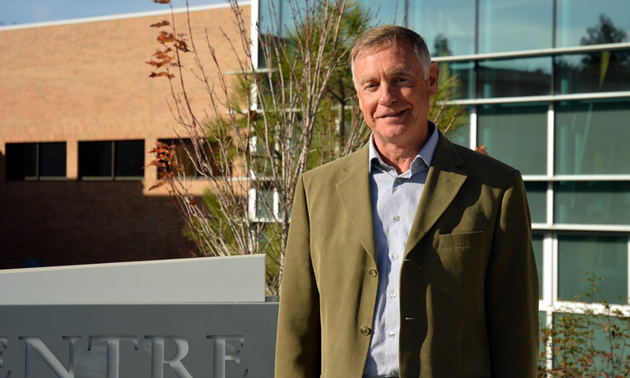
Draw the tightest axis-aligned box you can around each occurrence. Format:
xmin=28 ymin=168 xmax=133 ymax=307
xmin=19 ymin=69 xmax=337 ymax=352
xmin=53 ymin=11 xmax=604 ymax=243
xmin=438 ymin=230 xmax=487 ymax=248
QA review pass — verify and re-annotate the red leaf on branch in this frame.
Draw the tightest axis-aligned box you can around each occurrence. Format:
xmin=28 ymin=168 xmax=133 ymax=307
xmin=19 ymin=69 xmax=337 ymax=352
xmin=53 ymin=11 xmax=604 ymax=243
xmin=475 ymin=145 xmax=488 ymax=155
xmin=149 ymin=181 xmax=169 ymax=191
xmin=174 ymin=39 xmax=190 ymax=52
xmin=145 ymin=56 xmax=173 ymax=68
xmin=149 ymin=72 xmax=174 ymax=79
xmin=153 ymin=50 xmax=171 ymax=59
xmin=153 ymin=0 xmax=170 ymax=4
xmin=150 ymin=20 xmax=171 ymax=28
xmin=157 ymin=31 xmax=174 ymax=44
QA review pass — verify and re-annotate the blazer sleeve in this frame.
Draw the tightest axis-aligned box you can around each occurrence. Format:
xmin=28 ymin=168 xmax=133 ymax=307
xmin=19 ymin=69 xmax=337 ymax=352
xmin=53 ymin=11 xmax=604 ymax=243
xmin=486 ymin=170 xmax=539 ymax=377
xmin=274 ymin=175 xmax=321 ymax=377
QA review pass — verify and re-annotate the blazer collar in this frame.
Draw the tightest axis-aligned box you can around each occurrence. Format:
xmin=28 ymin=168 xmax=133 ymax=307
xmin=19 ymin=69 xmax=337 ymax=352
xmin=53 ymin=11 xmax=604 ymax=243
xmin=335 ymin=144 xmax=378 ymax=263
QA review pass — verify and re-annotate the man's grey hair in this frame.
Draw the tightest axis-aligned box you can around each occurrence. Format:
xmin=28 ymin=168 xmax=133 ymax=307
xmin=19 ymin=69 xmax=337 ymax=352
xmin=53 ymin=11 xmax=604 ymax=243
xmin=350 ymin=25 xmax=432 ymax=83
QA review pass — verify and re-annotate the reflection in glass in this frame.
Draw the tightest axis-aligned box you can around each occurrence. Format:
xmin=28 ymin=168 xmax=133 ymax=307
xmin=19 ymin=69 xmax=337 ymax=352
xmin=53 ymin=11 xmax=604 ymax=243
xmin=443 ymin=106 xmax=470 ymax=148
xmin=360 ymin=0 xmax=406 ymax=26
xmin=407 ymin=0 xmax=475 ymax=57
xmin=478 ymin=0 xmax=552 ymax=53
xmin=525 ymin=182 xmax=547 ymax=224
xmin=478 ymin=57 xmax=552 ymax=98
xmin=554 ymin=181 xmax=630 ymax=225
xmin=557 ymin=235 xmax=627 ymax=304
xmin=256 ymin=182 xmax=275 ymax=220
xmin=555 ymin=50 xmax=630 ymax=94
xmin=532 ymin=234 xmax=543 ymax=299
xmin=477 ymin=103 xmax=548 ymax=175
xmin=437 ymin=61 xmax=474 ymax=99
xmin=556 ymin=0 xmax=630 ymax=48
xmin=555 ymin=99 xmax=630 ymax=175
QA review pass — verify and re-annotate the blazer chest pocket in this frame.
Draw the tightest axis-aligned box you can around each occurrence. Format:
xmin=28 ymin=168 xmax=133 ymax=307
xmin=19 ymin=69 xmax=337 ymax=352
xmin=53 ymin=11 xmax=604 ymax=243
xmin=438 ymin=230 xmax=487 ymax=249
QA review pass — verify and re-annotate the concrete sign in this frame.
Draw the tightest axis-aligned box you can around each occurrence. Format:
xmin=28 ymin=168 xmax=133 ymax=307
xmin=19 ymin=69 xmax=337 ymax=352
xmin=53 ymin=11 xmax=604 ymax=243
xmin=0 ymin=256 xmax=279 ymax=377
xmin=0 ymin=303 xmax=278 ymax=377
xmin=0 ymin=255 xmax=266 ymax=304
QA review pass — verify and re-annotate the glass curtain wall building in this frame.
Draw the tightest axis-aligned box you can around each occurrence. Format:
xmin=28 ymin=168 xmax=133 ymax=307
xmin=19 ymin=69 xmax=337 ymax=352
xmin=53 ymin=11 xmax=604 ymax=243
xmin=255 ymin=0 xmax=630 ymax=366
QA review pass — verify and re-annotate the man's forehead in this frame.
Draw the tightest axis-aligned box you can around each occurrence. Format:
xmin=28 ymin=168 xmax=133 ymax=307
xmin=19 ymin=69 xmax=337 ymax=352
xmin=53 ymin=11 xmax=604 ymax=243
xmin=354 ymin=39 xmax=413 ymax=61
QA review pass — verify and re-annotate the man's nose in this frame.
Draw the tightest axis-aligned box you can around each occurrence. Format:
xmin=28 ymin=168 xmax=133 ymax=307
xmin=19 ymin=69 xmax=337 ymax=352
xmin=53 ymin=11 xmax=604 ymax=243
xmin=378 ymin=83 xmax=397 ymax=105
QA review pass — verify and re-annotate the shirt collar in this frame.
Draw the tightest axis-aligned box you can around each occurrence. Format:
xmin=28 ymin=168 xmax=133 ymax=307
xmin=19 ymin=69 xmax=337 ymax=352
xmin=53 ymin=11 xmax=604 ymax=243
xmin=368 ymin=121 xmax=439 ymax=174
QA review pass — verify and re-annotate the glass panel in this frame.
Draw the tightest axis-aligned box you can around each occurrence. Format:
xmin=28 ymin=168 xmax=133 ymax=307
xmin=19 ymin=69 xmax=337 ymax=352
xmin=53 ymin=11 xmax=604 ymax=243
xmin=407 ymin=0 xmax=475 ymax=57
xmin=79 ymin=141 xmax=112 ymax=178
xmin=256 ymin=182 xmax=275 ymax=220
xmin=533 ymin=233 xmax=544 ymax=299
xmin=478 ymin=0 xmax=553 ymax=53
xmin=555 ymin=99 xmax=630 ymax=175
xmin=258 ymin=0 xmax=296 ymax=38
xmin=5 ymin=143 xmax=36 ymax=180
xmin=444 ymin=107 xmax=470 ymax=148
xmin=39 ymin=142 xmax=66 ymax=178
xmin=556 ymin=0 xmax=630 ymax=48
xmin=437 ymin=61 xmax=474 ymax=100
xmin=478 ymin=57 xmax=552 ymax=98
xmin=525 ymin=182 xmax=547 ymax=224
xmin=558 ymin=235 xmax=627 ymax=304
xmin=477 ymin=103 xmax=548 ymax=175
xmin=115 ymin=140 xmax=144 ymax=178
xmin=554 ymin=181 xmax=630 ymax=225
xmin=554 ymin=49 xmax=630 ymax=94
xmin=360 ymin=0 xmax=405 ymax=26
xmin=159 ymin=139 xmax=199 ymax=178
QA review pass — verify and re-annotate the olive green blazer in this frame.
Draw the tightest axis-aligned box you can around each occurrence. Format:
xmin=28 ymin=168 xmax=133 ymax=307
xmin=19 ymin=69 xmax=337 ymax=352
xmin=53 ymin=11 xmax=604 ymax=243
xmin=275 ymin=134 xmax=539 ymax=378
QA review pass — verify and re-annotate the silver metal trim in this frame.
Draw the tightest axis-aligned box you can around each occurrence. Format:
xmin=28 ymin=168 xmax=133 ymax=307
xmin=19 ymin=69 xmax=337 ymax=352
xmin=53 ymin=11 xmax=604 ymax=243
xmin=433 ymin=42 xmax=630 ymax=62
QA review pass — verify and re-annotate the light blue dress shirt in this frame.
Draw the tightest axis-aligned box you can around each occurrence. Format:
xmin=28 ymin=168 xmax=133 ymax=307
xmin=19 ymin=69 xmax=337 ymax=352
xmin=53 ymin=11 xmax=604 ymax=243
xmin=363 ymin=122 xmax=439 ymax=377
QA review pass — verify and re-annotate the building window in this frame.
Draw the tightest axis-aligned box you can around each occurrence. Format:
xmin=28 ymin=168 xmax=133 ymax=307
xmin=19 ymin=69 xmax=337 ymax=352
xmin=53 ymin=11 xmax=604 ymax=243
xmin=5 ymin=142 xmax=66 ymax=180
xmin=157 ymin=138 xmax=222 ymax=179
xmin=477 ymin=102 xmax=548 ymax=175
xmin=78 ymin=140 xmax=144 ymax=180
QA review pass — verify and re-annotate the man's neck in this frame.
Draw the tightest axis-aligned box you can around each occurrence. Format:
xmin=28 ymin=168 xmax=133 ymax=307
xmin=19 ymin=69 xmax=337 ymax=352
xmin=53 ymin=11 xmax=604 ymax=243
xmin=372 ymin=128 xmax=430 ymax=174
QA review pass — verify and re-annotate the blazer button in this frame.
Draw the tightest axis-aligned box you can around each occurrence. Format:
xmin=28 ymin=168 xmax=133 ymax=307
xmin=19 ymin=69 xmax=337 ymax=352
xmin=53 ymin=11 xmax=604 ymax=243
xmin=368 ymin=268 xmax=377 ymax=278
xmin=360 ymin=325 xmax=371 ymax=336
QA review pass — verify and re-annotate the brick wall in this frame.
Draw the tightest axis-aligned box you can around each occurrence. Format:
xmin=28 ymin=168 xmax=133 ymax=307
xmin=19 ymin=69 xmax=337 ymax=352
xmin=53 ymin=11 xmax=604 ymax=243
xmin=0 ymin=4 xmax=251 ymax=268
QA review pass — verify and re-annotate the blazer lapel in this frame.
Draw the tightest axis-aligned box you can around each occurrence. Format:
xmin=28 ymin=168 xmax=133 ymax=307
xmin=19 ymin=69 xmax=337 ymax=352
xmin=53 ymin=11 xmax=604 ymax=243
xmin=336 ymin=145 xmax=377 ymax=264
xmin=405 ymin=134 xmax=467 ymax=256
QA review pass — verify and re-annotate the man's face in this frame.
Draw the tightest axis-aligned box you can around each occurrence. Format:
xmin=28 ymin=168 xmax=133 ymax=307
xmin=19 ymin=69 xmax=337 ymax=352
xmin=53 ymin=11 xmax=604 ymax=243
xmin=353 ymin=41 xmax=439 ymax=149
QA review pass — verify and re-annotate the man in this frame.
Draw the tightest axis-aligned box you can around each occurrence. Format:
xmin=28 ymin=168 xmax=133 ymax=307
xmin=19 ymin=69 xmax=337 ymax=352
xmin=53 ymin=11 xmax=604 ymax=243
xmin=275 ymin=25 xmax=538 ymax=377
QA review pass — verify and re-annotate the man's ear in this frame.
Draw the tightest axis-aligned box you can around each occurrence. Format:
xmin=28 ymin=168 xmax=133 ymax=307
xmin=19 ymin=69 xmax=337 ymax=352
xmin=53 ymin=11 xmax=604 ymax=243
xmin=428 ymin=62 xmax=440 ymax=97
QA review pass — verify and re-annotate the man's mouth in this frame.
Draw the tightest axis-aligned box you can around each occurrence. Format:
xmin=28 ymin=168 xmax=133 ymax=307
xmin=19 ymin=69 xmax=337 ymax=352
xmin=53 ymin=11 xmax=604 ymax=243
xmin=378 ymin=109 xmax=407 ymax=119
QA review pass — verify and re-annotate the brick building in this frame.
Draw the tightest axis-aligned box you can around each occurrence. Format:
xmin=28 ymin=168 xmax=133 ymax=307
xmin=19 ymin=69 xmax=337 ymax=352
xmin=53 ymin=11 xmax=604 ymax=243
xmin=0 ymin=3 xmax=251 ymax=268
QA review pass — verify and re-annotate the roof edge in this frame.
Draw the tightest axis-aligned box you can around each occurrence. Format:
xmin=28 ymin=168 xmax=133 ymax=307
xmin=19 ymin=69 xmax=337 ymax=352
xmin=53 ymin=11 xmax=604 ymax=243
xmin=0 ymin=1 xmax=251 ymax=32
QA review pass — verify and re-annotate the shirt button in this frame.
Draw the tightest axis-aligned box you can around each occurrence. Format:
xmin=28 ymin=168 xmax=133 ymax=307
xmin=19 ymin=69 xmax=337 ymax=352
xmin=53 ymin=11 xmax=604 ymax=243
xmin=393 ymin=215 xmax=401 ymax=222
xmin=360 ymin=325 xmax=371 ymax=336
xmin=394 ymin=178 xmax=401 ymax=184
xmin=388 ymin=331 xmax=396 ymax=338
xmin=389 ymin=292 xmax=397 ymax=298
xmin=392 ymin=253 xmax=399 ymax=259
xmin=368 ymin=268 xmax=377 ymax=278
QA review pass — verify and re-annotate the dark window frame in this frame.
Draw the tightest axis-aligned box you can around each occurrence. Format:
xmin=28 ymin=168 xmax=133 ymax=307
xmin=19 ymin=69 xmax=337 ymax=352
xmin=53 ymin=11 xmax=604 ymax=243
xmin=78 ymin=140 xmax=145 ymax=181
xmin=5 ymin=142 xmax=67 ymax=181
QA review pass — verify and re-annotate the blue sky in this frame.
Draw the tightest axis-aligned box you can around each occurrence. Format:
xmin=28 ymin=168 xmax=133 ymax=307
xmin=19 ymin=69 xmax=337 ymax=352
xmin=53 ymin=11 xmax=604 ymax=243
xmin=1 ymin=0 xmax=229 ymax=25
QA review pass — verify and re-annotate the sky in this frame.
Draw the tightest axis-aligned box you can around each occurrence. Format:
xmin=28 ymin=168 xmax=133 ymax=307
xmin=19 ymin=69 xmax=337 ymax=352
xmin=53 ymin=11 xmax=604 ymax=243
xmin=0 ymin=0 xmax=231 ymax=26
